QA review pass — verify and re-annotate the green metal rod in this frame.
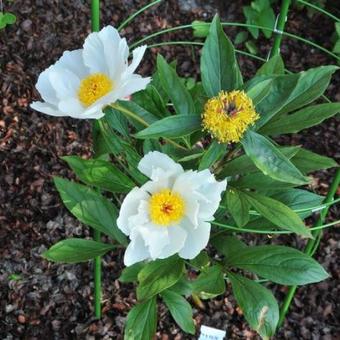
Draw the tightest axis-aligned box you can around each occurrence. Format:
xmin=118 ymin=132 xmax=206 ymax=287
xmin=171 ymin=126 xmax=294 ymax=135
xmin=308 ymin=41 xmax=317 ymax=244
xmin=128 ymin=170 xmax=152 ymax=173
xmin=91 ymin=0 xmax=102 ymax=320
xmin=270 ymin=0 xmax=291 ymax=58
xmin=297 ymin=0 xmax=340 ymax=22
xmin=118 ymin=0 xmax=162 ymax=32
xmin=130 ymin=22 xmax=340 ymax=61
xmin=278 ymin=169 xmax=340 ymax=328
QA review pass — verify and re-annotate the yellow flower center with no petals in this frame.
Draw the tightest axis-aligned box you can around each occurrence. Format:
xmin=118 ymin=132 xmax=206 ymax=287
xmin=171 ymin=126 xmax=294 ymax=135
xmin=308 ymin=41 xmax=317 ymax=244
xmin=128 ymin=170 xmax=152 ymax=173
xmin=202 ymin=90 xmax=259 ymax=143
xmin=149 ymin=189 xmax=185 ymax=226
xmin=78 ymin=73 xmax=113 ymax=107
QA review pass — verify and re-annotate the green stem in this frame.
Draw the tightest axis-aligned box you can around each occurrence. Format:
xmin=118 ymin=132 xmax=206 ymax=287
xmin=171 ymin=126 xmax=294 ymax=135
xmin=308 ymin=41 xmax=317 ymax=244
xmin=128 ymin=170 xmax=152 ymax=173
xmin=91 ymin=0 xmax=101 ymax=320
xmin=278 ymin=169 xmax=340 ymax=328
xmin=270 ymin=0 xmax=291 ymax=58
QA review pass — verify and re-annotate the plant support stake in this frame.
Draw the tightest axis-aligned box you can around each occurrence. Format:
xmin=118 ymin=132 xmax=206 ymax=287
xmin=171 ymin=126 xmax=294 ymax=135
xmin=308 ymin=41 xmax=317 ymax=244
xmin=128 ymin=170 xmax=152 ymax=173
xmin=271 ymin=0 xmax=291 ymax=58
xmin=278 ymin=168 xmax=340 ymax=327
xmin=91 ymin=0 xmax=102 ymax=320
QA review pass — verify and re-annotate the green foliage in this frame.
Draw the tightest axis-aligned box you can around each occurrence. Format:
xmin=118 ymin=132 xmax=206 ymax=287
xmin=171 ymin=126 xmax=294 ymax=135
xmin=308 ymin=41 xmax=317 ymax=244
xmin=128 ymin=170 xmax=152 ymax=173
xmin=226 ymin=245 xmax=329 ymax=285
xmin=43 ymin=238 xmax=115 ymax=263
xmin=161 ymin=290 xmax=195 ymax=334
xmin=201 ymin=14 xmax=243 ymax=97
xmin=0 ymin=12 xmax=16 ymax=29
xmin=124 ymin=297 xmax=157 ymax=340
xmin=62 ymin=156 xmax=135 ymax=193
xmin=53 ymin=177 xmax=127 ymax=245
xmin=228 ymin=272 xmax=279 ymax=339
xmin=137 ymin=256 xmax=184 ymax=301
xmin=192 ymin=265 xmax=225 ymax=299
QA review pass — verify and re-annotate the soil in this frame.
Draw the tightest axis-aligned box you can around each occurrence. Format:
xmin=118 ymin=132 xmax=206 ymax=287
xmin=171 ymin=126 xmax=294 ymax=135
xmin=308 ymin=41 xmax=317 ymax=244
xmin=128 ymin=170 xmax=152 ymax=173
xmin=0 ymin=0 xmax=339 ymax=339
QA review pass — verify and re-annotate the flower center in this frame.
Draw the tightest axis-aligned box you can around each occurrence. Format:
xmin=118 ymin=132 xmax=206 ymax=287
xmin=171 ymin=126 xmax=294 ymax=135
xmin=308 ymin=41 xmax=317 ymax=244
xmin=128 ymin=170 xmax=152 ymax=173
xmin=78 ymin=73 xmax=113 ymax=107
xmin=149 ymin=189 xmax=185 ymax=226
xmin=202 ymin=90 xmax=259 ymax=144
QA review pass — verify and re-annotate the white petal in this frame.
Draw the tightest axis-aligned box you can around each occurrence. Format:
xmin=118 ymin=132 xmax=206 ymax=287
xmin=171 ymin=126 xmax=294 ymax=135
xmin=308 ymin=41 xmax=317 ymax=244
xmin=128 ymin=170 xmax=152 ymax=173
xmin=30 ymin=101 xmax=65 ymax=117
xmin=35 ymin=67 xmax=59 ymax=105
xmin=49 ymin=67 xmax=80 ymax=100
xmin=117 ymin=74 xmax=151 ymax=99
xmin=56 ymin=49 xmax=88 ymax=79
xmin=139 ymin=224 xmax=170 ymax=260
xmin=124 ymin=232 xmax=150 ymax=266
xmin=158 ymin=225 xmax=187 ymax=259
xmin=138 ymin=151 xmax=183 ymax=180
xmin=117 ymin=187 xmax=149 ymax=235
xmin=194 ymin=170 xmax=227 ymax=220
xmin=126 ymin=45 xmax=147 ymax=75
xmin=179 ymin=219 xmax=211 ymax=259
xmin=82 ymin=30 xmax=110 ymax=75
xmin=58 ymin=97 xmax=84 ymax=116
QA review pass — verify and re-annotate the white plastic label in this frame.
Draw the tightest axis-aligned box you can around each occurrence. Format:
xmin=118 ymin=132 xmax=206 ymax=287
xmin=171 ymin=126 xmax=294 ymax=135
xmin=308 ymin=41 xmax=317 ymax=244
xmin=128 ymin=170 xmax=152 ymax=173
xmin=199 ymin=325 xmax=226 ymax=340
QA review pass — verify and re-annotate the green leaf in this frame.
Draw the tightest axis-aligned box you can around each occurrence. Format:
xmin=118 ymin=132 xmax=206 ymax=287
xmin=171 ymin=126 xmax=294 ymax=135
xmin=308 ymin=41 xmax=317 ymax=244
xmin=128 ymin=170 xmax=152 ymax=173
xmin=198 ymin=140 xmax=226 ymax=170
xmin=234 ymin=31 xmax=249 ymax=45
xmin=212 ymin=234 xmax=248 ymax=258
xmin=192 ymin=265 xmax=225 ymax=299
xmin=137 ymin=256 xmax=184 ymax=301
xmin=291 ymin=148 xmax=338 ymax=174
xmin=119 ymin=262 xmax=145 ymax=283
xmin=43 ymin=238 xmax=115 ymax=263
xmin=124 ymin=297 xmax=157 ymax=340
xmin=104 ymin=106 xmax=130 ymax=138
xmin=192 ymin=20 xmax=210 ymax=38
xmin=256 ymin=66 xmax=338 ymax=127
xmin=245 ymin=40 xmax=258 ymax=55
xmin=242 ymin=191 xmax=311 ymax=237
xmin=135 ymin=114 xmax=201 ymax=139
xmin=190 ymin=251 xmax=210 ymax=269
xmin=260 ymin=103 xmax=340 ymax=135
xmin=62 ymin=156 xmax=135 ymax=193
xmin=228 ymin=272 xmax=279 ymax=339
xmin=201 ymin=14 xmax=243 ymax=97
xmin=53 ymin=177 xmax=127 ymax=244
xmin=258 ymin=5 xmax=275 ymax=38
xmin=157 ymin=55 xmax=196 ymax=115
xmin=220 ymin=146 xmax=299 ymax=177
xmin=161 ymin=290 xmax=195 ymax=334
xmin=168 ymin=276 xmax=193 ymax=296
xmin=226 ymin=189 xmax=250 ymax=227
xmin=115 ymin=100 xmax=158 ymax=129
xmin=133 ymin=85 xmax=169 ymax=119
xmin=232 ymin=172 xmax=298 ymax=192
xmin=256 ymin=55 xmax=285 ymax=76
xmin=272 ymin=188 xmax=324 ymax=218
xmin=241 ymin=130 xmax=308 ymax=185
xmin=245 ymin=76 xmax=273 ymax=106
xmin=227 ymin=245 xmax=329 ymax=285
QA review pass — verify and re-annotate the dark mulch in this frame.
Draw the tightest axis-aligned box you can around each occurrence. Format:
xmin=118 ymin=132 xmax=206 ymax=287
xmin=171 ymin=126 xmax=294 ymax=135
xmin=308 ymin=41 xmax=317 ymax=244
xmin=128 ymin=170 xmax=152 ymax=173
xmin=0 ymin=0 xmax=339 ymax=339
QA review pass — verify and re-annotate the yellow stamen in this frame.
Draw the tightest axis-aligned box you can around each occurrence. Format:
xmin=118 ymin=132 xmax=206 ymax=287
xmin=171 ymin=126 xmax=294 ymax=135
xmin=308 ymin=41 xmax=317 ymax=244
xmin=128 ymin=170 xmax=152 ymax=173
xmin=78 ymin=73 xmax=113 ymax=107
xmin=202 ymin=90 xmax=259 ymax=143
xmin=149 ymin=189 xmax=185 ymax=226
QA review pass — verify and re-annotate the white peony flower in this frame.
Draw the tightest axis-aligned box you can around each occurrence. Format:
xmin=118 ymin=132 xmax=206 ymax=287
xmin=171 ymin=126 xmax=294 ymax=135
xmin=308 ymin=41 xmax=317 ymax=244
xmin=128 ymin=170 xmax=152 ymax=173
xmin=31 ymin=26 xmax=150 ymax=119
xmin=117 ymin=151 xmax=227 ymax=266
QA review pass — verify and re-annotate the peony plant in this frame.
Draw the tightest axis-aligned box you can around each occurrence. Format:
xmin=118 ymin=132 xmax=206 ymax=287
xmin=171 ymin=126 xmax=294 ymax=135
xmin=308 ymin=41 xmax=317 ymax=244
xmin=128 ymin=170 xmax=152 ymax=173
xmin=33 ymin=15 xmax=340 ymax=340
